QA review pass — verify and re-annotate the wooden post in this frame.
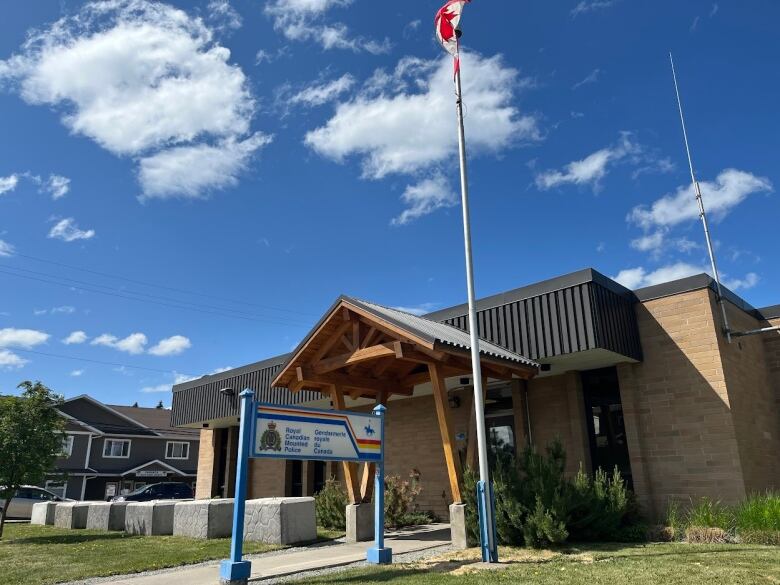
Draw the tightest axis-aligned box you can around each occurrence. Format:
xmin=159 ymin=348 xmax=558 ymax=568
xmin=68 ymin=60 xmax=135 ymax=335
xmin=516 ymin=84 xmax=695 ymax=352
xmin=331 ymin=385 xmax=362 ymax=504
xmin=429 ymin=363 xmax=463 ymax=504
xmin=465 ymin=376 xmax=488 ymax=471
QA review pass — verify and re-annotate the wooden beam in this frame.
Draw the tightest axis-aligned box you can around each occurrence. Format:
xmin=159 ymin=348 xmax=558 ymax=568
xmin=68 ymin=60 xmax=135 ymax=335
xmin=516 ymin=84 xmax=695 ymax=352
xmin=360 ymin=327 xmax=377 ymax=349
xmin=331 ymin=385 xmax=362 ymax=504
xmin=298 ymin=369 xmax=410 ymax=395
xmin=401 ymin=364 xmax=464 ymax=388
xmin=352 ymin=320 xmax=360 ymax=348
xmin=429 ymin=363 xmax=463 ymax=504
xmin=310 ymin=320 xmax=354 ymax=364
xmin=313 ymin=343 xmax=399 ymax=375
xmin=340 ymin=335 xmax=354 ymax=352
xmin=465 ymin=376 xmax=488 ymax=471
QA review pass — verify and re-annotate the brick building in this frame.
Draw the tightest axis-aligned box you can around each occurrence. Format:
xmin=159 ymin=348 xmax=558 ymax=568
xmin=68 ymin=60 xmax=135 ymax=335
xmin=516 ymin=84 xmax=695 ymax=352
xmin=171 ymin=269 xmax=779 ymax=521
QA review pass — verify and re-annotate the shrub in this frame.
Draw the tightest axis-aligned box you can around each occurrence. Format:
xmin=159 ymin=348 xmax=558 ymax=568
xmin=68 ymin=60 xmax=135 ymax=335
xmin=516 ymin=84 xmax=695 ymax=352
xmin=523 ymin=497 xmax=568 ymax=548
xmin=315 ymin=478 xmax=347 ymax=530
xmin=685 ymin=497 xmax=736 ymax=533
xmin=384 ymin=472 xmax=432 ymax=529
xmin=685 ymin=526 xmax=729 ymax=544
xmin=735 ymin=491 xmax=780 ymax=533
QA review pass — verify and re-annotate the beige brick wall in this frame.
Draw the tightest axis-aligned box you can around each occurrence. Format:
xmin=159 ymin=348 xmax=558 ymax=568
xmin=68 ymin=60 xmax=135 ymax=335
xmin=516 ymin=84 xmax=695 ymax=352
xmin=616 ymin=288 xmax=746 ymax=519
xmin=526 ymin=372 xmax=590 ymax=476
xmin=720 ymin=308 xmax=780 ymax=492
xmin=248 ymin=458 xmax=289 ymax=499
xmin=765 ymin=316 xmax=780 ymax=411
xmin=195 ymin=429 xmax=218 ymax=500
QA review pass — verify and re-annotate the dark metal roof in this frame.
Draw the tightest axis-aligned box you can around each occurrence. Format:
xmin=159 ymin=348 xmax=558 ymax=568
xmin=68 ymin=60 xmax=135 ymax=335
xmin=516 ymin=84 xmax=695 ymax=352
xmin=758 ymin=305 xmax=780 ymax=320
xmin=345 ymin=297 xmax=539 ymax=369
xmin=108 ymin=405 xmax=199 ymax=437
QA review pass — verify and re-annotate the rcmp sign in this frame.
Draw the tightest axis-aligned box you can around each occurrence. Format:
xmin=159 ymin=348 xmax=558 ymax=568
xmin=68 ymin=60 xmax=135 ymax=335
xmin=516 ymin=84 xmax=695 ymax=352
xmin=253 ymin=404 xmax=382 ymax=463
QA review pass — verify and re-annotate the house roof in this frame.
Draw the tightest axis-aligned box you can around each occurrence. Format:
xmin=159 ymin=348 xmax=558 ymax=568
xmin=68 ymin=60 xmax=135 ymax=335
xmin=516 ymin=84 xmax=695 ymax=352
xmin=108 ymin=405 xmax=199 ymax=438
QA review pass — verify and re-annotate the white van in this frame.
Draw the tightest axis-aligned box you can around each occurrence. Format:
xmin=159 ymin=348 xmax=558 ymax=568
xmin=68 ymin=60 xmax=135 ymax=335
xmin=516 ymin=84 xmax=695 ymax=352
xmin=0 ymin=486 xmax=71 ymax=519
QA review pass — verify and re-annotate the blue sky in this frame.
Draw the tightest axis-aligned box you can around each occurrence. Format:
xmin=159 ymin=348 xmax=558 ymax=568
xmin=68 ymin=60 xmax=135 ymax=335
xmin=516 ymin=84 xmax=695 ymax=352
xmin=0 ymin=0 xmax=777 ymax=406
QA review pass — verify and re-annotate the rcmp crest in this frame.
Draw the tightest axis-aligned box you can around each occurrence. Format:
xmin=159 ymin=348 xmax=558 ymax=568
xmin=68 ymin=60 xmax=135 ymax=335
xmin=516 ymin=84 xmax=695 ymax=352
xmin=259 ymin=421 xmax=282 ymax=452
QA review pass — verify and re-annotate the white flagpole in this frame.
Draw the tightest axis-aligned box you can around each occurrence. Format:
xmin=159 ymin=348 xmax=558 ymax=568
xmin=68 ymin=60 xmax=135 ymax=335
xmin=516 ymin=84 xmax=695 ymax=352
xmin=670 ymin=53 xmax=732 ymax=343
xmin=454 ymin=49 xmax=497 ymax=563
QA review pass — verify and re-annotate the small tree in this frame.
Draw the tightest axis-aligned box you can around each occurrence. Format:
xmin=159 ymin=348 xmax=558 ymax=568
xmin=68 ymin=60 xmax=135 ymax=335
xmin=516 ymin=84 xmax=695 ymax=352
xmin=0 ymin=381 xmax=65 ymax=539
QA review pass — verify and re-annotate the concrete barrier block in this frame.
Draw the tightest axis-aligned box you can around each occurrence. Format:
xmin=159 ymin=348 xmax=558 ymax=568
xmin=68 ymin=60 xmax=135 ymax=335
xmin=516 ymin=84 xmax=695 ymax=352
xmin=31 ymin=502 xmax=58 ymax=526
xmin=244 ymin=497 xmax=316 ymax=545
xmin=87 ymin=502 xmax=129 ymax=531
xmin=54 ymin=502 xmax=90 ymax=529
xmin=449 ymin=503 xmax=468 ymax=550
xmin=346 ymin=503 xmax=374 ymax=543
xmin=173 ymin=499 xmax=234 ymax=539
xmin=125 ymin=501 xmax=178 ymax=536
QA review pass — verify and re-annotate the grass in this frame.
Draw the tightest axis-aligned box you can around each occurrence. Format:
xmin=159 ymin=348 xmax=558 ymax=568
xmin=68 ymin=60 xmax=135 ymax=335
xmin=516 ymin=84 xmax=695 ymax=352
xmin=0 ymin=524 xmax=340 ymax=585
xmin=302 ymin=543 xmax=780 ymax=585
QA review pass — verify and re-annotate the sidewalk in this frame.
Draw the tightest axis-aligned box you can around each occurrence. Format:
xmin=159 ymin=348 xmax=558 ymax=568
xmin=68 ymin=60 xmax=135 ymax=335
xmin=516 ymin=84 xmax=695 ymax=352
xmin=100 ymin=524 xmax=451 ymax=585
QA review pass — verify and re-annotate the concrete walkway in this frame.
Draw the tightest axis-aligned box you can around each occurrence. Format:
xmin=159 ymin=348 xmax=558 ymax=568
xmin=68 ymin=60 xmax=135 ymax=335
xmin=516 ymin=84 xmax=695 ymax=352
xmin=100 ymin=524 xmax=451 ymax=585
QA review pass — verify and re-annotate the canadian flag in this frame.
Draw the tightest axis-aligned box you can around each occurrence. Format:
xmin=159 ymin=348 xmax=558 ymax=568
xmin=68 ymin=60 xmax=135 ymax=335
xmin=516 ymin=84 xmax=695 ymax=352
xmin=435 ymin=0 xmax=471 ymax=58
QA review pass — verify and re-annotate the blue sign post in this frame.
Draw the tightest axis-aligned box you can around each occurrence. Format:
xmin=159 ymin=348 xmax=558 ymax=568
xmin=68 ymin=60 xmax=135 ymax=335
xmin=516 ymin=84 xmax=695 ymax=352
xmin=366 ymin=404 xmax=391 ymax=564
xmin=219 ymin=389 xmax=254 ymax=585
xmin=219 ymin=395 xmax=390 ymax=583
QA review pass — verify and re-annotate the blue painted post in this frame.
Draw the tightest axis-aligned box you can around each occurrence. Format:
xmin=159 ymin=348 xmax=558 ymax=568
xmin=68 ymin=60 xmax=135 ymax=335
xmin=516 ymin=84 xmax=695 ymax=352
xmin=477 ymin=481 xmax=498 ymax=563
xmin=219 ymin=389 xmax=254 ymax=584
xmin=366 ymin=404 xmax=392 ymax=564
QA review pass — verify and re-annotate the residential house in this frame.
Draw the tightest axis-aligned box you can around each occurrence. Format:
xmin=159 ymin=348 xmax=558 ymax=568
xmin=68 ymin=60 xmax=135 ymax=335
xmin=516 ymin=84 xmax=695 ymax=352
xmin=45 ymin=395 xmax=199 ymax=501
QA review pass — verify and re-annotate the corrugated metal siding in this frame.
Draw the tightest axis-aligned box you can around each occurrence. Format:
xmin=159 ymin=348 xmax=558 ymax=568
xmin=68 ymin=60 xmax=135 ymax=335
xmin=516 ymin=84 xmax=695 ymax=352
xmin=441 ymin=282 xmax=641 ymax=362
xmin=171 ymin=362 xmax=322 ymax=427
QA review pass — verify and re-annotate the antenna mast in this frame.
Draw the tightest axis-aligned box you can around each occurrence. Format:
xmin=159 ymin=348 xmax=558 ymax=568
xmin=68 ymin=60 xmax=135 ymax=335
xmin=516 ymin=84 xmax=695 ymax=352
xmin=670 ymin=53 xmax=732 ymax=343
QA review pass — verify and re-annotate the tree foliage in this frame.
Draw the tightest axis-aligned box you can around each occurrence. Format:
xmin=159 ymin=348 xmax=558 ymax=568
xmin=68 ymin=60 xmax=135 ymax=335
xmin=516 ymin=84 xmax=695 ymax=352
xmin=0 ymin=381 xmax=65 ymax=538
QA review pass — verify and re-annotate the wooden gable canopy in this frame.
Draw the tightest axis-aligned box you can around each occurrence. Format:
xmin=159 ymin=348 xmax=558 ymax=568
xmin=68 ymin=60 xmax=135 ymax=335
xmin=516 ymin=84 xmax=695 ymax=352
xmin=272 ymin=296 xmax=539 ymax=401
xmin=271 ymin=296 xmax=539 ymax=506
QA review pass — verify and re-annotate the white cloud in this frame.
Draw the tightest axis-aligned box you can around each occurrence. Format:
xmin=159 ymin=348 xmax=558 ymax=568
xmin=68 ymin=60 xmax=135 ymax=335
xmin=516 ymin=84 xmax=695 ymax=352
xmin=70 ymin=369 xmax=84 ymax=377
xmin=138 ymin=133 xmax=271 ymax=200
xmin=92 ymin=332 xmax=148 ymax=354
xmin=48 ymin=218 xmax=96 ymax=242
xmin=613 ymin=262 xmax=759 ymax=292
xmin=207 ymin=0 xmax=242 ymax=32
xmin=306 ymin=52 xmax=540 ymax=179
xmin=148 ymin=335 xmax=192 ymax=356
xmin=44 ymin=174 xmax=70 ymax=199
xmin=36 ymin=306 xmax=76 ymax=316
xmin=571 ymin=0 xmax=619 ymax=17
xmin=613 ymin=262 xmax=709 ymax=290
xmin=0 ymin=349 xmax=27 ymax=370
xmin=710 ymin=3 xmax=720 ymax=17
xmin=264 ymin=0 xmax=389 ymax=54
xmin=630 ymin=230 xmax=665 ymax=253
xmin=535 ymin=133 xmax=639 ymax=190
xmin=391 ymin=174 xmax=457 ymax=226
xmin=63 ymin=330 xmax=88 ymax=345
xmin=723 ymin=272 xmax=759 ymax=291
xmin=572 ymin=68 xmax=600 ymax=89
xmin=141 ymin=383 xmax=172 ymax=393
xmin=392 ymin=303 xmax=438 ymax=316
xmin=0 ymin=175 xmax=19 ymax=195
xmin=290 ymin=74 xmax=355 ymax=107
xmin=0 ymin=239 xmax=15 ymax=257
xmin=629 ymin=169 xmax=772 ymax=230
xmin=0 ymin=328 xmax=50 ymax=348
xmin=1 ymin=0 xmax=262 ymax=200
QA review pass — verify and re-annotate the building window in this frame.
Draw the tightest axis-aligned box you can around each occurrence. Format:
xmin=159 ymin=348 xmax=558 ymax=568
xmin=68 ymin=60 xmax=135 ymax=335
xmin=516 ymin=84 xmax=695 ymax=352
xmin=166 ymin=441 xmax=190 ymax=460
xmin=61 ymin=435 xmax=74 ymax=457
xmin=103 ymin=439 xmax=131 ymax=458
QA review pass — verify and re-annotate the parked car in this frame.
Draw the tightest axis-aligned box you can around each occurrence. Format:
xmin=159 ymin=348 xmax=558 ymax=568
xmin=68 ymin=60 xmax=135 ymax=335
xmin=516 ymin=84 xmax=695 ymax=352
xmin=111 ymin=482 xmax=193 ymax=502
xmin=0 ymin=485 xmax=71 ymax=519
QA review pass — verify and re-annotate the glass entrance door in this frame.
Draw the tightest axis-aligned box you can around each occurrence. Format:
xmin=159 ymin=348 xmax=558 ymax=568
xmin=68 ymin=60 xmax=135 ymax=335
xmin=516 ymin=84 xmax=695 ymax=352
xmin=581 ymin=367 xmax=633 ymax=489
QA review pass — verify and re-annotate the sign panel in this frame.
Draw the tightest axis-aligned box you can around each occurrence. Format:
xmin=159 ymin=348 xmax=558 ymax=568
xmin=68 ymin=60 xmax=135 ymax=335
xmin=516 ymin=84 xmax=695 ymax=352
xmin=253 ymin=403 xmax=382 ymax=463
xmin=137 ymin=470 xmax=168 ymax=478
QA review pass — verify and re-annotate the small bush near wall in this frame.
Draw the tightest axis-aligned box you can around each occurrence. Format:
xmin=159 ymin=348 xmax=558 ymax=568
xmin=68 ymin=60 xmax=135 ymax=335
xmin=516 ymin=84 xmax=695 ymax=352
xmin=315 ymin=478 xmax=347 ymax=531
xmin=463 ymin=439 xmax=642 ymax=548
xmin=663 ymin=492 xmax=780 ymax=545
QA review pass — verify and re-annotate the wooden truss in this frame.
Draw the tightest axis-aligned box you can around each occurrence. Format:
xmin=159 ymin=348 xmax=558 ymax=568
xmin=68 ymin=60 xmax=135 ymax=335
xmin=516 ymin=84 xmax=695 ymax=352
xmin=271 ymin=299 xmax=537 ymax=506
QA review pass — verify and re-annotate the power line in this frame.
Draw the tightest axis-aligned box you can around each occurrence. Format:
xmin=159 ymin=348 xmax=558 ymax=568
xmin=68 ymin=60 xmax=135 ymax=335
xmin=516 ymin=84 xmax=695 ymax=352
xmin=10 ymin=347 xmax=178 ymax=375
xmin=0 ymin=265 xmax=312 ymax=327
xmin=13 ymin=251 xmax=316 ymax=318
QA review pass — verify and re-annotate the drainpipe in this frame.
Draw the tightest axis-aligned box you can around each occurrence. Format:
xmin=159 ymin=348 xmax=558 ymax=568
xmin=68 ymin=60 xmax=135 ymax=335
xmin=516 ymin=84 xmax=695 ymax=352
xmin=731 ymin=325 xmax=780 ymax=338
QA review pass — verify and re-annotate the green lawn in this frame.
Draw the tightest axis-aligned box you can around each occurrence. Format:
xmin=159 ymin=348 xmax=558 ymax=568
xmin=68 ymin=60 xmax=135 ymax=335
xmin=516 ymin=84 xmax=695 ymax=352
xmin=305 ymin=543 xmax=780 ymax=585
xmin=0 ymin=524 xmax=337 ymax=585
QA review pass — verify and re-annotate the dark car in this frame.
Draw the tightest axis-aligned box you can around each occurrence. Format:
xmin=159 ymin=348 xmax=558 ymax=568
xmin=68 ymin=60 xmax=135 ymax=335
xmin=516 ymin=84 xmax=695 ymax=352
xmin=111 ymin=482 xmax=193 ymax=502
